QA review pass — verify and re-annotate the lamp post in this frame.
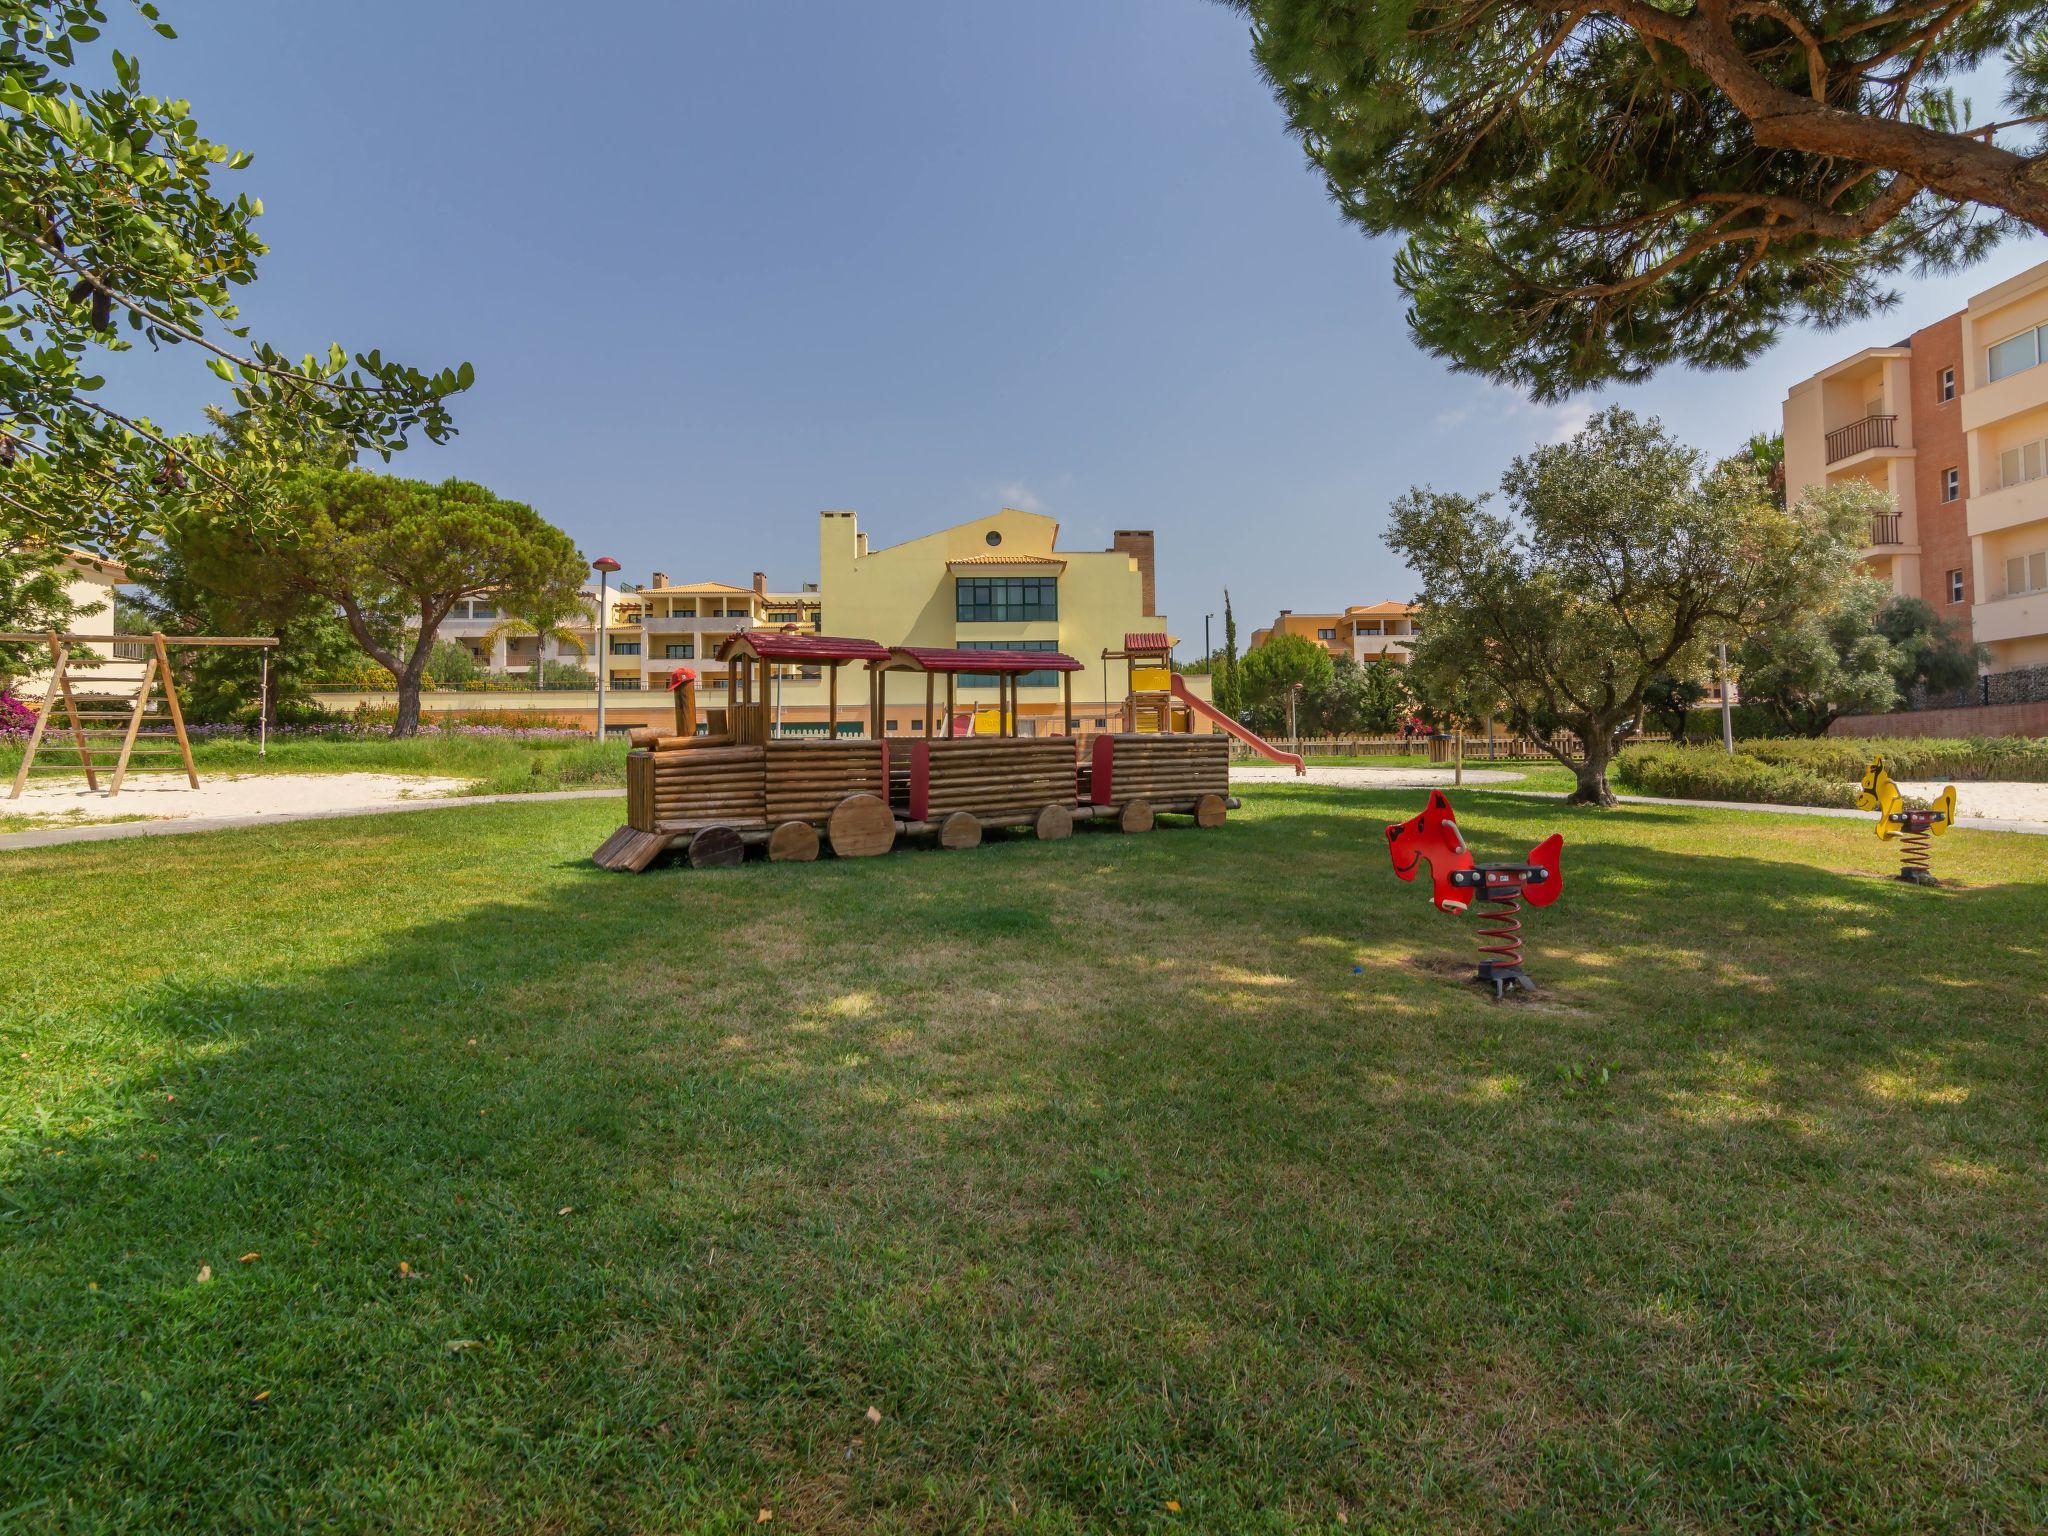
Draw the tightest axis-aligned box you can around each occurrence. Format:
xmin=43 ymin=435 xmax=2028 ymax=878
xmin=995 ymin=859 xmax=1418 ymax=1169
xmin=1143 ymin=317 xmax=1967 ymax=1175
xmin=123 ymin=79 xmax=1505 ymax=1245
xmin=592 ymin=556 xmax=621 ymax=741
xmin=1204 ymin=612 xmax=1214 ymax=670
xmin=1718 ymin=641 xmax=1735 ymax=754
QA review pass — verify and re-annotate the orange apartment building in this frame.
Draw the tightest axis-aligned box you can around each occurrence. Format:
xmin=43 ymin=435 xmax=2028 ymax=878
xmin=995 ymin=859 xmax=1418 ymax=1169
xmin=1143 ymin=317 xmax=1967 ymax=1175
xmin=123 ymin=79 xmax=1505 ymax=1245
xmin=1250 ymin=602 xmax=1418 ymax=664
xmin=1784 ymin=258 xmax=2048 ymax=683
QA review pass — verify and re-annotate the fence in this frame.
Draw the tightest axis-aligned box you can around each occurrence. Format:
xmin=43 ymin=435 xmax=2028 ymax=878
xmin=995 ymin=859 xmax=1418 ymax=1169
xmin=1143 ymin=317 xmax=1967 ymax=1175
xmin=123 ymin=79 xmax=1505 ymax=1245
xmin=1225 ymin=731 xmax=1671 ymax=763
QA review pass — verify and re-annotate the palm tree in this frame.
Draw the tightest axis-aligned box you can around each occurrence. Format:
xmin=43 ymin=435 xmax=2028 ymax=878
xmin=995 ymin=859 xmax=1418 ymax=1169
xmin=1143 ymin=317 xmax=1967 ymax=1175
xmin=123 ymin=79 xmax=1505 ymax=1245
xmin=483 ymin=597 xmax=590 ymax=690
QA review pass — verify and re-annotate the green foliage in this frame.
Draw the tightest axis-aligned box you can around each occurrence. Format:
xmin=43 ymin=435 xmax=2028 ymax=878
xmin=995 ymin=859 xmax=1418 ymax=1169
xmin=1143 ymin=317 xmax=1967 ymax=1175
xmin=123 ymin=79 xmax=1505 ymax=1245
xmin=171 ymin=469 xmax=585 ymax=735
xmin=1612 ymin=745 xmax=1858 ymax=808
xmin=1316 ymin=653 xmax=1412 ymax=734
xmin=1226 ymin=0 xmax=2044 ymax=399
xmin=1743 ymin=432 xmax=1788 ymax=510
xmin=1875 ymin=595 xmax=1985 ymax=698
xmin=1389 ymin=408 xmax=1867 ymax=802
xmin=425 ymin=638 xmax=484 ymax=688
xmin=1739 ymin=735 xmax=2048 ymax=783
xmin=1736 ymin=568 xmax=1903 ymax=736
xmin=0 ymin=536 xmax=86 ymax=676
xmin=1238 ymin=632 xmax=1333 ymax=733
xmin=1643 ymin=675 xmax=1708 ymax=742
xmin=1214 ymin=590 xmax=1243 ymax=718
xmin=0 ymin=2 xmax=471 ymax=549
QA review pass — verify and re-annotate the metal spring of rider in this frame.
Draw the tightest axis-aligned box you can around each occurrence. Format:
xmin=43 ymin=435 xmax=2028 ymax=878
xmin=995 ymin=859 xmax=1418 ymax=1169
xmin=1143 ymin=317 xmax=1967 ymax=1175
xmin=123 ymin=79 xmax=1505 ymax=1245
xmin=1475 ymin=892 xmax=1524 ymax=971
xmin=1899 ymin=823 xmax=1932 ymax=879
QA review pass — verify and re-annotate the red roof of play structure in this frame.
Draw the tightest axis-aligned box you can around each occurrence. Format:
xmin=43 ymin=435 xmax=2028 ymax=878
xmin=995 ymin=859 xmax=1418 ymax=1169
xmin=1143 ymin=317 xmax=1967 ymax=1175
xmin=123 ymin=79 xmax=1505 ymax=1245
xmin=1123 ymin=631 xmax=1170 ymax=652
xmin=717 ymin=631 xmax=891 ymax=663
xmin=886 ymin=645 xmax=1084 ymax=674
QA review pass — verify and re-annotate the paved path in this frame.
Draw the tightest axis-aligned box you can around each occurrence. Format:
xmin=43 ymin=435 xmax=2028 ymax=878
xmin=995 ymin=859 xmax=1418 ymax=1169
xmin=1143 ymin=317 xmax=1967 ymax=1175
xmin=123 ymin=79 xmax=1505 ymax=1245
xmin=1231 ymin=764 xmax=2048 ymax=837
xmin=0 ymin=787 xmax=619 ymax=851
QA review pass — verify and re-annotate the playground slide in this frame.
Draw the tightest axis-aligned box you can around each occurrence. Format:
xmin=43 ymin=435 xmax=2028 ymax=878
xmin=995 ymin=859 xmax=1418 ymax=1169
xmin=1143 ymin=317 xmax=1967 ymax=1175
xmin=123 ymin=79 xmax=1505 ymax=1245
xmin=1169 ymin=673 xmax=1306 ymax=775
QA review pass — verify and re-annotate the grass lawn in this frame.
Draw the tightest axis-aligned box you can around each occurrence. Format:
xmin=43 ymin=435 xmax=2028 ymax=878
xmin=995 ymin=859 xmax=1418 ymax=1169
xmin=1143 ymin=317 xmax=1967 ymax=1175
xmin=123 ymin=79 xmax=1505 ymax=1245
xmin=0 ymin=731 xmax=627 ymax=799
xmin=4 ymin=785 xmax=2045 ymax=1532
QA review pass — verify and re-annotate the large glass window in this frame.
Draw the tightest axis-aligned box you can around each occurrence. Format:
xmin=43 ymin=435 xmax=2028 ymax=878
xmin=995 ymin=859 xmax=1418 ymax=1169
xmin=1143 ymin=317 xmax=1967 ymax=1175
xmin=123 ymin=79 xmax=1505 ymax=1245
xmin=609 ymin=638 xmax=641 ymax=656
xmin=955 ymin=576 xmax=1057 ymax=623
xmin=959 ymin=639 xmax=1061 ymax=688
xmin=664 ymin=643 xmax=694 ymax=659
xmin=1987 ymin=324 xmax=2046 ymax=383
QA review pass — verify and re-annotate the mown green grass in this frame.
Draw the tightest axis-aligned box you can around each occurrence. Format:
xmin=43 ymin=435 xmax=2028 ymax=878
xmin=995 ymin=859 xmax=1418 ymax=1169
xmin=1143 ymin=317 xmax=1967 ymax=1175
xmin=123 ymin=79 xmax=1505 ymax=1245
xmin=0 ymin=732 xmax=628 ymax=799
xmin=4 ymin=786 xmax=2045 ymax=1532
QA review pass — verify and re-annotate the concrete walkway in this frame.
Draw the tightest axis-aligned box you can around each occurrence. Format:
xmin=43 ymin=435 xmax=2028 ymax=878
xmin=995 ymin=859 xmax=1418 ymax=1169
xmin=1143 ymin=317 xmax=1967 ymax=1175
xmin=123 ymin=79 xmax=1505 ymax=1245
xmin=0 ymin=787 xmax=620 ymax=851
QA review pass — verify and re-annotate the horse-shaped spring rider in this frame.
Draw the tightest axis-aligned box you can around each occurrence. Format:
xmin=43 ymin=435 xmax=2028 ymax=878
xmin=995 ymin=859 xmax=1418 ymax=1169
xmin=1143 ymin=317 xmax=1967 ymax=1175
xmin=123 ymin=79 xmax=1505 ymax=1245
xmin=1387 ymin=791 xmax=1564 ymax=998
xmin=1855 ymin=755 xmax=1957 ymax=886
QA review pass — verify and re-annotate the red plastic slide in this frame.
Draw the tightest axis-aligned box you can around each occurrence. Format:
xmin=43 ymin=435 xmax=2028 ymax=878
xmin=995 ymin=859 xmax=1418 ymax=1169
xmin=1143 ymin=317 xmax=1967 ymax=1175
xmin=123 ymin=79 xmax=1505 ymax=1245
xmin=1169 ymin=673 xmax=1306 ymax=775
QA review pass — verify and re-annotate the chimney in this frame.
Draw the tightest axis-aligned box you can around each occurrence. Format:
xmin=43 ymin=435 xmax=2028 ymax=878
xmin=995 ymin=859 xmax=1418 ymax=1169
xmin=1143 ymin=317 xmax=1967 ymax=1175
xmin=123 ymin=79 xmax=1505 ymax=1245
xmin=650 ymin=571 xmax=669 ymax=590
xmin=1112 ymin=530 xmax=1156 ymax=615
xmin=1279 ymin=608 xmax=1292 ymax=617
xmin=753 ymin=571 xmax=767 ymax=598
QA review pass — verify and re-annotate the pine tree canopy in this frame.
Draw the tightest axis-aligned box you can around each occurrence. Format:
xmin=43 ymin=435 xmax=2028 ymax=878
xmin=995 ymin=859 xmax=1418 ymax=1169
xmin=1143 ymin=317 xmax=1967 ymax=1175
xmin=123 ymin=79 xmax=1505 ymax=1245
xmin=1225 ymin=0 xmax=2048 ymax=398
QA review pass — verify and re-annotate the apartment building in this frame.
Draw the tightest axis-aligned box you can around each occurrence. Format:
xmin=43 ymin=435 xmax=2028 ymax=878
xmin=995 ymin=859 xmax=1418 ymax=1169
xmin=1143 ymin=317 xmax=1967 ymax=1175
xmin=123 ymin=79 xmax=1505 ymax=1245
xmin=10 ymin=548 xmax=144 ymax=700
xmin=427 ymin=510 xmax=1196 ymax=736
xmin=1783 ymin=258 xmax=2048 ymax=674
xmin=1250 ymin=602 xmax=1418 ymax=665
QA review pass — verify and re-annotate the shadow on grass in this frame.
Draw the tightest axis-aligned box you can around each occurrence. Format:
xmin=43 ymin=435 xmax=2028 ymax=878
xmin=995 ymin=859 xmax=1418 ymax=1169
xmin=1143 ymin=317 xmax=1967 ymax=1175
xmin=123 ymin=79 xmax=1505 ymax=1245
xmin=4 ymin=796 xmax=2047 ymax=1530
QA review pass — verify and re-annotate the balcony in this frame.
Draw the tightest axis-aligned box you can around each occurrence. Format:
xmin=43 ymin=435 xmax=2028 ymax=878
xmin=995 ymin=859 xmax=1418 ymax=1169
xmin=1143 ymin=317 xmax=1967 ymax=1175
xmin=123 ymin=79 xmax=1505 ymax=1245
xmin=1825 ymin=414 xmax=1898 ymax=463
xmin=1972 ymin=588 xmax=2048 ymax=646
xmin=1866 ymin=512 xmax=1903 ymax=546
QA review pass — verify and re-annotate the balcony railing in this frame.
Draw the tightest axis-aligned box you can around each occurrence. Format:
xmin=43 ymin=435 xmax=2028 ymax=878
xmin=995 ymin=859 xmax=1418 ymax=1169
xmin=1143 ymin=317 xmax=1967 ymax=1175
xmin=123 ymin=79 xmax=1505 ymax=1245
xmin=1866 ymin=512 xmax=1902 ymax=546
xmin=1824 ymin=413 xmax=1898 ymax=463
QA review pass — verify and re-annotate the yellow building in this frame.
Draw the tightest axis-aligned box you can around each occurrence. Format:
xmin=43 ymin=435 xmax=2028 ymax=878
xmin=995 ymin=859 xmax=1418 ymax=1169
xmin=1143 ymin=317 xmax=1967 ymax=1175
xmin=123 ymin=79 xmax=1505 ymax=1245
xmin=1250 ymin=602 xmax=1418 ymax=664
xmin=444 ymin=511 xmax=1202 ymax=736
xmin=1783 ymin=257 xmax=2048 ymax=675
xmin=817 ymin=509 xmax=1182 ymax=735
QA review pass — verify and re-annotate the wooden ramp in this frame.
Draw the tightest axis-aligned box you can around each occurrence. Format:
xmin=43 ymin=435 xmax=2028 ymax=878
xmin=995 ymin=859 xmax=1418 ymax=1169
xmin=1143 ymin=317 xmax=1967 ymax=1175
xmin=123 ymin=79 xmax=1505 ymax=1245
xmin=592 ymin=826 xmax=678 ymax=871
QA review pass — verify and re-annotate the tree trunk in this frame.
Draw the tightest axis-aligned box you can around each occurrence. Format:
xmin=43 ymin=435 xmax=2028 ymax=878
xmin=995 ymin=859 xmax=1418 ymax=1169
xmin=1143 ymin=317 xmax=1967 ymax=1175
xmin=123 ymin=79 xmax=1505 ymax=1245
xmin=1569 ymin=731 xmax=1618 ymax=806
xmin=393 ymin=674 xmax=424 ymax=737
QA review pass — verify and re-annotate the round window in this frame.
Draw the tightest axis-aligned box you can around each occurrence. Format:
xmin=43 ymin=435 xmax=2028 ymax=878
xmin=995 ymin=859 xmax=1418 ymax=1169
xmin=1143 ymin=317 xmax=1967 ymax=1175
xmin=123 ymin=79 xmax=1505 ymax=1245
xmin=985 ymin=531 xmax=1002 ymax=547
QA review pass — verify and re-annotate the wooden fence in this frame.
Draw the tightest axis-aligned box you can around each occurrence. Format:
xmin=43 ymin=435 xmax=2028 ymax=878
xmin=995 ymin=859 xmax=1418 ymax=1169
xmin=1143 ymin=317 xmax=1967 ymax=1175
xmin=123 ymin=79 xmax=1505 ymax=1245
xmin=1226 ymin=731 xmax=1672 ymax=763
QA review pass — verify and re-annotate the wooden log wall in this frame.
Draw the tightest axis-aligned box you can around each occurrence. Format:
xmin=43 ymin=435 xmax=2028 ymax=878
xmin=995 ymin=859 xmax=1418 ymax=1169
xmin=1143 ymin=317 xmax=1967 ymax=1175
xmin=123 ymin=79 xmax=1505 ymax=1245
xmin=1089 ymin=734 xmax=1229 ymax=808
xmin=763 ymin=739 xmax=890 ymax=824
xmin=629 ymin=743 xmax=769 ymax=831
xmin=912 ymin=738 xmax=1078 ymax=821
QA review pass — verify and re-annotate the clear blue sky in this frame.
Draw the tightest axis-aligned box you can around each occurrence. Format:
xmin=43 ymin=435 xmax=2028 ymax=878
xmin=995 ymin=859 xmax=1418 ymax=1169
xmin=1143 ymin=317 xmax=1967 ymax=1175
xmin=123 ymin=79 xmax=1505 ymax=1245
xmin=113 ymin=1 xmax=2046 ymax=644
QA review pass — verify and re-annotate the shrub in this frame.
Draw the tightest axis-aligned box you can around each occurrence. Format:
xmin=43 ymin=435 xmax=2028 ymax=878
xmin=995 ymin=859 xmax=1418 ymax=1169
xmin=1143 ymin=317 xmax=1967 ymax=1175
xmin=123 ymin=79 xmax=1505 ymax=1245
xmin=1738 ymin=736 xmax=2048 ymax=783
xmin=1612 ymin=745 xmax=1856 ymax=808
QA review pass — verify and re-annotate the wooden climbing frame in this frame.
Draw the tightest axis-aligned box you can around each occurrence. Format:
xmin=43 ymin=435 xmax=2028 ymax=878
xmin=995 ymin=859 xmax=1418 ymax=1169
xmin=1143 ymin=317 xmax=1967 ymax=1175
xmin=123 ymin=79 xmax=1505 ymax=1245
xmin=4 ymin=631 xmax=278 ymax=799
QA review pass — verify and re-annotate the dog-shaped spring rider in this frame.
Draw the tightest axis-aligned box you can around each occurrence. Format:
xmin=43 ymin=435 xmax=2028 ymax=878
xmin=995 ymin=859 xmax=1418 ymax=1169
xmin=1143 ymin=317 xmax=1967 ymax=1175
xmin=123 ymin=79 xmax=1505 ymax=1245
xmin=1855 ymin=755 xmax=1957 ymax=886
xmin=1387 ymin=791 xmax=1563 ymax=998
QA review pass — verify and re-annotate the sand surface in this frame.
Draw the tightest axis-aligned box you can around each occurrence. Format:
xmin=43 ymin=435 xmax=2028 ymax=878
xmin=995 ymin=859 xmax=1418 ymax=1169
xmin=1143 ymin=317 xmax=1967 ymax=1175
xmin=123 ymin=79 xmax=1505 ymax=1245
xmin=1893 ymin=780 xmax=2048 ymax=826
xmin=5 ymin=772 xmax=472 ymax=823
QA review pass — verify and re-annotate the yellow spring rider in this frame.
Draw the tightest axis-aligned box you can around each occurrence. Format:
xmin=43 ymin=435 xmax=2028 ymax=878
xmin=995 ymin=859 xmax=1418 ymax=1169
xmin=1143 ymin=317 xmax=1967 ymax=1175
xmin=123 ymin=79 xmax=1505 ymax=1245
xmin=1855 ymin=756 xmax=1957 ymax=886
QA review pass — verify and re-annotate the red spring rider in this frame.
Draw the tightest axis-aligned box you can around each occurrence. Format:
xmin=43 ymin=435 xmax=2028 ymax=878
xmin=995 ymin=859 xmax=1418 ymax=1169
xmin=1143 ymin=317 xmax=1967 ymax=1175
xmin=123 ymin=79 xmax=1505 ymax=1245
xmin=1386 ymin=790 xmax=1564 ymax=999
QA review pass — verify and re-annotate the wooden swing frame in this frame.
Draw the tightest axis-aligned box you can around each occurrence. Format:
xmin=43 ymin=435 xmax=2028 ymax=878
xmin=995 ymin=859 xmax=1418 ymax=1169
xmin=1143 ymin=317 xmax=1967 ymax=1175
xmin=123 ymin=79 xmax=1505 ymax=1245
xmin=4 ymin=631 xmax=277 ymax=799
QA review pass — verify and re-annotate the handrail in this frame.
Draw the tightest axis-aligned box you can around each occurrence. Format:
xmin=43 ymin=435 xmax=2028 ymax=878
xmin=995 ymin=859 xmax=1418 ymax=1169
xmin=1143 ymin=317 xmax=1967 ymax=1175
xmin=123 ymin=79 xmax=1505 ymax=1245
xmin=0 ymin=632 xmax=277 ymax=646
xmin=1824 ymin=414 xmax=1898 ymax=463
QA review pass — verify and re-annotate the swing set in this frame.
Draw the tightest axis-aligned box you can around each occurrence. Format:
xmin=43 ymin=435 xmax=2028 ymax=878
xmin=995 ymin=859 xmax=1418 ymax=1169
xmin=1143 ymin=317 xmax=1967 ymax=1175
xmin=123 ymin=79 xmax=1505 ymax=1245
xmin=4 ymin=630 xmax=278 ymax=799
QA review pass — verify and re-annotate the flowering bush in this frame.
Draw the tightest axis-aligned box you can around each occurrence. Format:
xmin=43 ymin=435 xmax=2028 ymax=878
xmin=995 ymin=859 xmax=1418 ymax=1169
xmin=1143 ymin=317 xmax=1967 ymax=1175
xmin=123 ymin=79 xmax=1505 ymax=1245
xmin=0 ymin=688 xmax=36 ymax=739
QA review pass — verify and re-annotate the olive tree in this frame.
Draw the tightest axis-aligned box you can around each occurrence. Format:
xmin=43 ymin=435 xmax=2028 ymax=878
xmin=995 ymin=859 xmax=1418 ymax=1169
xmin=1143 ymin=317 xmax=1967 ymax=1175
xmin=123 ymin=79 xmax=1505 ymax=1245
xmin=1389 ymin=408 xmax=1865 ymax=803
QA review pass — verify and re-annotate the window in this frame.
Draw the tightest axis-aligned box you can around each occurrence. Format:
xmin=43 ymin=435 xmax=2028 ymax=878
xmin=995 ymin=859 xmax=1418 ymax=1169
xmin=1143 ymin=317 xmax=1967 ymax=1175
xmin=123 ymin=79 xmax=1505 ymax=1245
xmin=609 ymin=674 xmax=641 ymax=691
xmin=1943 ymin=466 xmax=1961 ymax=502
xmin=886 ymin=719 xmax=899 ymax=733
xmin=2006 ymin=551 xmax=2048 ymax=597
xmin=1997 ymin=436 xmax=2047 ymax=490
xmin=985 ymin=530 xmax=1003 ymax=547
xmin=959 ymin=639 xmax=1061 ymax=688
xmin=1939 ymin=368 xmax=1956 ymax=402
xmin=609 ymin=638 xmax=640 ymax=655
xmin=1987 ymin=324 xmax=2047 ymax=383
xmin=955 ymin=576 xmax=1057 ymax=623
xmin=1317 ymin=627 xmax=1336 ymax=641
xmin=1093 ymin=717 xmax=1106 ymax=728
xmin=664 ymin=643 xmax=694 ymax=659
xmin=766 ymin=610 xmax=800 ymax=623
xmin=1949 ymin=569 xmax=1965 ymax=603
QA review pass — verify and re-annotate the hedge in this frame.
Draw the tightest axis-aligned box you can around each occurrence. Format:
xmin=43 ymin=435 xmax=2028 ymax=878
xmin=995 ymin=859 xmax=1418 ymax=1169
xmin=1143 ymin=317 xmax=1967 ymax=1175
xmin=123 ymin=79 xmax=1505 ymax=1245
xmin=1612 ymin=746 xmax=1857 ymax=808
xmin=1738 ymin=736 xmax=2048 ymax=783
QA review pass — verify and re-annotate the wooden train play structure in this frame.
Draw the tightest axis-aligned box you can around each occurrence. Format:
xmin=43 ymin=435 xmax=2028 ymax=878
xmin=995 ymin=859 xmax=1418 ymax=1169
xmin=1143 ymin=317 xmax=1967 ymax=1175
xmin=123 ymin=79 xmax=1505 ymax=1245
xmin=592 ymin=630 xmax=1263 ymax=871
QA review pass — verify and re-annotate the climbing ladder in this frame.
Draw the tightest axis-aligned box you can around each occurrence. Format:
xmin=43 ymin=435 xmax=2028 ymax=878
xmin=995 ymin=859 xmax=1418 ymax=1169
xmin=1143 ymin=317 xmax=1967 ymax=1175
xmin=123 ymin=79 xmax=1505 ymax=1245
xmin=5 ymin=631 xmax=275 ymax=799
